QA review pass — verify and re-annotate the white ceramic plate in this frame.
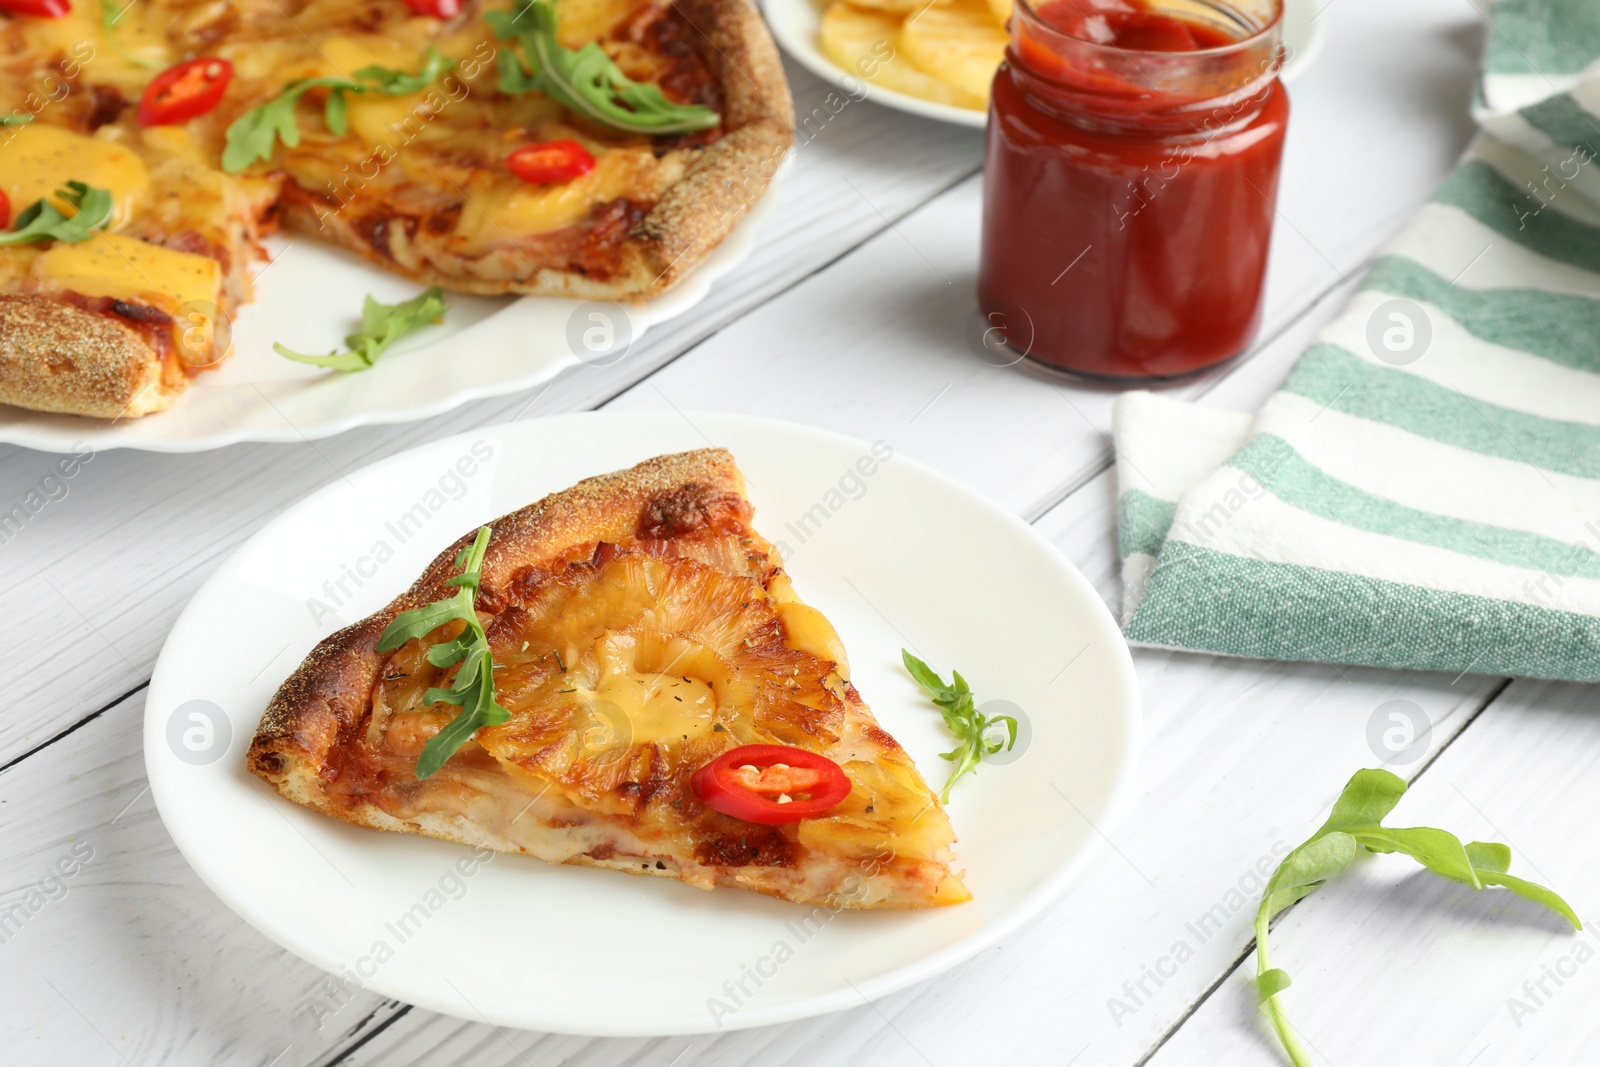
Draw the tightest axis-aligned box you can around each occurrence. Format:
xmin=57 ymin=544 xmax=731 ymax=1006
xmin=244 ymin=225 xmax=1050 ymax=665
xmin=0 ymin=188 xmax=774 ymax=455
xmin=765 ymin=0 xmax=1328 ymax=129
xmin=145 ymin=412 xmax=1140 ymax=1036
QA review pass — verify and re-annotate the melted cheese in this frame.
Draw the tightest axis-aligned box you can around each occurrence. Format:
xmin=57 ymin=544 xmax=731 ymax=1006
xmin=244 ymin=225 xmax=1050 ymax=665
xmin=321 ymin=34 xmax=425 ymax=74
xmin=17 ymin=6 xmax=168 ymax=84
xmin=346 ymin=93 xmax=435 ymax=148
xmin=767 ymin=574 xmax=850 ymax=671
xmin=0 ymin=246 xmax=41 ymax=289
xmin=138 ymin=126 xmax=211 ymax=168
xmin=0 ymin=125 xmax=150 ymax=229
xmin=558 ymin=0 xmax=646 ymax=46
xmin=456 ymin=146 xmax=660 ymax=241
xmin=589 ymin=632 xmax=719 ymax=745
xmin=32 ymin=233 xmax=220 ymax=311
xmin=775 ymin=601 xmax=849 ymax=672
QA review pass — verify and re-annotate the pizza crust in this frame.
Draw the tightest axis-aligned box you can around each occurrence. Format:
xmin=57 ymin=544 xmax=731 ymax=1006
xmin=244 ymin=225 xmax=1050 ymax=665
xmin=628 ymin=0 xmax=796 ymax=298
xmin=0 ymin=295 xmax=181 ymax=418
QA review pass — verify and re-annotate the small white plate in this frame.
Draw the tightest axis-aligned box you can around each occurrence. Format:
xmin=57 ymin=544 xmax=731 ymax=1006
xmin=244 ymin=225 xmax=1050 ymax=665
xmin=145 ymin=412 xmax=1140 ymax=1036
xmin=0 ymin=186 xmax=775 ymax=455
xmin=765 ymin=0 xmax=1328 ymax=129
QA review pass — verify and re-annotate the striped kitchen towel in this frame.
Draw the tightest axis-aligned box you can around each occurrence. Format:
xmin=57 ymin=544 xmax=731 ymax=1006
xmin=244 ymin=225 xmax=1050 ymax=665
xmin=1112 ymin=0 xmax=1600 ymax=682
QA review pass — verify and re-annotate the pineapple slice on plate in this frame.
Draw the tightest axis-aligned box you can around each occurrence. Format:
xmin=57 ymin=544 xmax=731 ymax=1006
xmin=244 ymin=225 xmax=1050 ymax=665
xmin=898 ymin=0 xmax=1009 ymax=102
xmin=833 ymin=0 xmax=924 ymax=14
xmin=819 ymin=1 xmax=987 ymax=109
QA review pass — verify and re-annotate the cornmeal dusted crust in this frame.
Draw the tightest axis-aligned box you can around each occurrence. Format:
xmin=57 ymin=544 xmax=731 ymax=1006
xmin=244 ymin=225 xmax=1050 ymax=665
xmin=599 ymin=0 xmax=795 ymax=300
xmin=0 ymin=295 xmax=181 ymax=419
xmin=248 ymin=448 xmax=751 ymax=795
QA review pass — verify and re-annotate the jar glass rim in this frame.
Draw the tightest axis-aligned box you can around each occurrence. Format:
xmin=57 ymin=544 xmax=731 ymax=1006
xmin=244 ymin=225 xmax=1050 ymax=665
xmin=1014 ymin=0 xmax=1285 ymax=62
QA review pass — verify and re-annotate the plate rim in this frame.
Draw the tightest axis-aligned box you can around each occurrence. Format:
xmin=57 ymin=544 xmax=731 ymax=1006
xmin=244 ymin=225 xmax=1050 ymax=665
xmin=144 ymin=410 xmax=1142 ymax=1036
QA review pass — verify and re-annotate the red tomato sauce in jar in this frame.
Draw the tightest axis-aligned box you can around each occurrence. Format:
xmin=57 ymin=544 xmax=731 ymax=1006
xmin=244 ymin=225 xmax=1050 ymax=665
xmin=978 ymin=0 xmax=1288 ymax=381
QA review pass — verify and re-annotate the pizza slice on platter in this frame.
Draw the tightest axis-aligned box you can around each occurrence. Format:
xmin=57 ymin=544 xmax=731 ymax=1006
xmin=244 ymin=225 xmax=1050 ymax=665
xmin=248 ymin=449 xmax=971 ymax=908
xmin=0 ymin=120 xmax=277 ymax=418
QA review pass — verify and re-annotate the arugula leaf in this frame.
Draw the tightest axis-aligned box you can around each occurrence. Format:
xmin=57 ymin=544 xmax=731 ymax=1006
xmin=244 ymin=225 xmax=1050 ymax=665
xmin=900 ymin=650 xmax=1016 ymax=802
xmin=222 ymin=76 xmax=346 ymax=172
xmin=0 ymin=181 xmax=114 ymax=246
xmin=0 ymin=114 xmax=33 ymax=127
xmin=1259 ymin=832 xmax=1358 ymax=919
xmin=375 ymin=527 xmax=510 ymax=779
xmin=221 ymin=49 xmax=453 ymax=173
xmin=1473 ymin=865 xmax=1582 ymax=927
xmin=1452 ymin=839 xmax=1580 ymax=925
xmin=1255 ymin=768 xmax=1579 ymax=1067
xmin=323 ymin=85 xmax=350 ymax=137
xmin=101 ymin=0 xmax=161 ymax=68
xmin=1354 ymin=826 xmax=1480 ymax=885
xmin=353 ymin=49 xmax=454 ymax=95
xmin=1463 ymin=839 xmax=1510 ymax=873
xmin=1312 ymin=766 xmax=1405 ymax=834
xmin=1256 ymin=967 xmax=1292 ymax=1003
xmin=274 ymin=288 xmax=445 ymax=372
xmin=488 ymin=0 xmax=720 ymax=135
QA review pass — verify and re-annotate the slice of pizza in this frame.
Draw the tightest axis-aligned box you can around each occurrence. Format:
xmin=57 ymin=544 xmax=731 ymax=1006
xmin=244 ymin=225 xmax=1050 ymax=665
xmin=248 ymin=449 xmax=970 ymax=908
xmin=0 ymin=119 xmax=277 ymax=418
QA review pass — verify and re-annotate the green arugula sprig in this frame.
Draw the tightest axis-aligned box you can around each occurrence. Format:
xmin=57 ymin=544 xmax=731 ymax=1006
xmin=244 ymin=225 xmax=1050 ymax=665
xmin=274 ymin=288 xmax=445 ymax=372
xmin=901 ymin=650 xmax=1016 ymax=802
xmin=1256 ymin=768 xmax=1579 ymax=1067
xmin=487 ymin=0 xmax=720 ymax=135
xmin=0 ymin=181 xmax=114 ymax=246
xmin=222 ymin=49 xmax=454 ymax=173
xmin=376 ymin=526 xmax=510 ymax=780
xmin=0 ymin=114 xmax=34 ymax=127
xmin=101 ymin=0 xmax=161 ymax=68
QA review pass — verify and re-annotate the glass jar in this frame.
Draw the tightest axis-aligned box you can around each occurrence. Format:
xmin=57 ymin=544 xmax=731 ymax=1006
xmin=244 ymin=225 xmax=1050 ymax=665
xmin=977 ymin=0 xmax=1288 ymax=382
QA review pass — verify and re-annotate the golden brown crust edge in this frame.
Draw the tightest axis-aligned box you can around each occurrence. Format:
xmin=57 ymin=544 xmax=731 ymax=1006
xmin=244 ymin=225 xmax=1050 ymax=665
xmin=631 ymin=0 xmax=795 ymax=300
xmin=0 ymin=294 xmax=183 ymax=418
xmin=246 ymin=447 xmax=749 ymax=791
xmin=277 ymin=0 xmax=793 ymax=303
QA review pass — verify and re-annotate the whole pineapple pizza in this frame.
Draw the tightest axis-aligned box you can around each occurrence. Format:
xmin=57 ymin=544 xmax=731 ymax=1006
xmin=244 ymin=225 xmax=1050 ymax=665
xmin=0 ymin=0 xmax=791 ymax=419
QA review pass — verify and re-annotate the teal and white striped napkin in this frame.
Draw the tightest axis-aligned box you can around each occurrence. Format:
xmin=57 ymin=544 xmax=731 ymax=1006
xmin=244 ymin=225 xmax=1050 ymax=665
xmin=1112 ymin=0 xmax=1600 ymax=682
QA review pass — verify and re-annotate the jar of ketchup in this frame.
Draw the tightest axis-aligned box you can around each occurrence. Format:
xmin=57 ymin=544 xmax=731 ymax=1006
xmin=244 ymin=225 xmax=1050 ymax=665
xmin=978 ymin=0 xmax=1287 ymax=381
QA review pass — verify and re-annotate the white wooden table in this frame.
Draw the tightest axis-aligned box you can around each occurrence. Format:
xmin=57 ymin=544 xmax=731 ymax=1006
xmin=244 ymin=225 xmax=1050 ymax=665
xmin=6 ymin=1 xmax=1593 ymax=1063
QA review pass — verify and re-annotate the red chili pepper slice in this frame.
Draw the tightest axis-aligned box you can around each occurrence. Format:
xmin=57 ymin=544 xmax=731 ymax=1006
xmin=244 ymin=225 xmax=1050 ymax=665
xmin=506 ymin=140 xmax=596 ymax=185
xmin=402 ymin=0 xmax=461 ymax=16
xmin=0 ymin=0 xmax=70 ymax=18
xmin=137 ymin=57 xmax=233 ymax=128
xmin=690 ymin=744 xmax=852 ymax=825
